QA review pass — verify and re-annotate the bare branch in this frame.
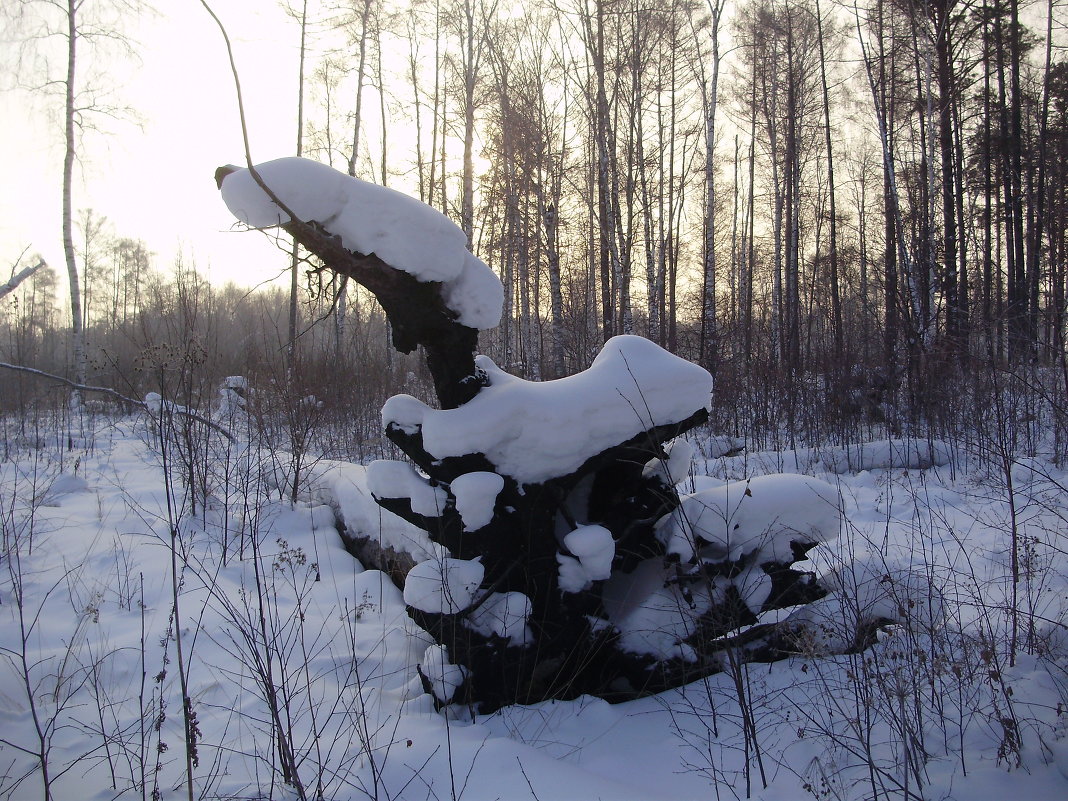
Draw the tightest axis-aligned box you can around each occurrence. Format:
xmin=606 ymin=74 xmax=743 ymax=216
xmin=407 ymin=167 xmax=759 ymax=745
xmin=0 ymin=361 xmax=236 ymax=442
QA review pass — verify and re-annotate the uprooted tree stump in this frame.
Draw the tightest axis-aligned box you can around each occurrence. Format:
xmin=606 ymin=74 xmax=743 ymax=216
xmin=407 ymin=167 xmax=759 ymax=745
xmin=217 ymin=158 xmax=883 ymax=714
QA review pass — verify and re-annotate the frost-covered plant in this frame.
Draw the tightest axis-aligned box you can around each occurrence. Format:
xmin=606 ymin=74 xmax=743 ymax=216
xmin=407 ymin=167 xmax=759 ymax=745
xmin=0 ymin=443 xmax=129 ymax=801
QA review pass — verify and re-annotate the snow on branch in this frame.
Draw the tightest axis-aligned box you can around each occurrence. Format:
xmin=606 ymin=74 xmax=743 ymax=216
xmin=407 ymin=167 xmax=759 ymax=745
xmin=0 ymin=259 xmax=46 ymax=300
xmin=217 ymin=157 xmax=503 ymax=330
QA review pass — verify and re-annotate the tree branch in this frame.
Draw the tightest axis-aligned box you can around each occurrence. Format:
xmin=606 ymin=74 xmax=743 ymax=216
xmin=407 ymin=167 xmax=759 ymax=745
xmin=0 ymin=362 xmax=235 ymax=442
xmin=0 ymin=259 xmax=45 ymax=300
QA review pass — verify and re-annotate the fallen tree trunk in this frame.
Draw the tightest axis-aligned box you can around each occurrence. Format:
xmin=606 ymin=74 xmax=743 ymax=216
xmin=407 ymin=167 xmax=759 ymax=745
xmin=216 ymin=158 xmax=882 ymax=714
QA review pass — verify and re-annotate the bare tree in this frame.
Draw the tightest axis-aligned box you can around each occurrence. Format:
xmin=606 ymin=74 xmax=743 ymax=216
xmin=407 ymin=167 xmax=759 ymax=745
xmin=3 ymin=0 xmax=144 ymax=392
xmin=282 ymin=0 xmax=313 ymax=357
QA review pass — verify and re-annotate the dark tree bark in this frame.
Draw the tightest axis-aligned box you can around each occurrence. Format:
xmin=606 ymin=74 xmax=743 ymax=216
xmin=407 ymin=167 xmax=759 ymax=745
xmin=281 ymin=219 xmax=484 ymax=409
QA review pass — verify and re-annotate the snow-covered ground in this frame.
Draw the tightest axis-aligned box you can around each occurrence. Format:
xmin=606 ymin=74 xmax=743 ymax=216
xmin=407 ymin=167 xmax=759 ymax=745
xmin=1 ymin=410 xmax=1067 ymax=800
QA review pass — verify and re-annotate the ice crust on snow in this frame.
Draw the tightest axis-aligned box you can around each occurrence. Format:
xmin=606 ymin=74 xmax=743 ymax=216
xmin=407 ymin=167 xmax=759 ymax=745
xmin=219 ymin=157 xmax=503 ymax=329
xmin=402 ymin=557 xmax=484 ymax=614
xmin=464 ymin=591 xmax=532 ymax=646
xmin=450 ymin=471 xmax=504 ymax=531
xmin=382 ymin=335 xmax=713 ymax=485
xmin=658 ymin=473 xmax=840 ymax=563
xmin=367 ymin=460 xmax=447 ymax=518
xmin=420 ymin=644 xmax=468 ymax=703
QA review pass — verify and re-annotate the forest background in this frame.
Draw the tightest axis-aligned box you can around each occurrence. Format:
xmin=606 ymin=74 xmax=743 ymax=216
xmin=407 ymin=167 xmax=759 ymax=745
xmin=0 ymin=0 xmax=1066 ymax=461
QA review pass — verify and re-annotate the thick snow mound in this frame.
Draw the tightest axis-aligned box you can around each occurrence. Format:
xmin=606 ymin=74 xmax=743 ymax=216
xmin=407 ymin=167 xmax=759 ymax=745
xmin=450 ymin=471 xmax=504 ymax=531
xmin=220 ymin=157 xmax=466 ymax=281
xmin=820 ymin=438 xmax=952 ymax=474
xmin=602 ymin=560 xmax=711 ymax=661
xmin=558 ymin=525 xmax=616 ymax=592
xmin=706 ymin=437 xmax=953 ymax=480
xmin=786 ymin=559 xmax=946 ymax=652
xmin=367 ymin=459 xmax=447 ymax=518
xmin=658 ymin=473 xmax=840 ymax=563
xmin=41 ymin=473 xmax=89 ymax=506
xmin=219 ymin=157 xmax=503 ymax=329
xmin=403 ymin=557 xmax=484 ymax=614
xmin=465 ymin=591 xmax=532 ymax=645
xmin=420 ymin=644 xmax=468 ymax=703
xmin=442 ymin=251 xmax=505 ymax=330
xmin=383 ymin=335 xmax=713 ymax=484
xmin=643 ymin=439 xmax=695 ymax=487
xmin=311 ymin=462 xmax=445 ymax=563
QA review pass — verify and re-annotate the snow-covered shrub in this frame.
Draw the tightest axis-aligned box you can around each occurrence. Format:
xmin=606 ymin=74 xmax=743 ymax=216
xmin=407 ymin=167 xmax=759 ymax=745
xmin=217 ymin=374 xmax=248 ymax=417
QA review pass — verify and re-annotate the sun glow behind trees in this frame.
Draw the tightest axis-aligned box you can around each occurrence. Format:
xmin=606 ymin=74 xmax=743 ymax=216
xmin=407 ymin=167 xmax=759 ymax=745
xmin=1 ymin=0 xmax=1066 ymax=391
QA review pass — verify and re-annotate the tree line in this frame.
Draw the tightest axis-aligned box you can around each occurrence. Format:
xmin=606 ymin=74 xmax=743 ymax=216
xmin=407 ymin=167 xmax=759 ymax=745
xmin=2 ymin=0 xmax=1067 ymax=454
xmin=277 ymin=0 xmax=1068 ymax=433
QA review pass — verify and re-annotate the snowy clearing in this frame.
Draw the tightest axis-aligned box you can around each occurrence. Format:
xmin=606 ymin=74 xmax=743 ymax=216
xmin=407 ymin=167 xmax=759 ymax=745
xmin=0 ymin=413 xmax=1066 ymax=800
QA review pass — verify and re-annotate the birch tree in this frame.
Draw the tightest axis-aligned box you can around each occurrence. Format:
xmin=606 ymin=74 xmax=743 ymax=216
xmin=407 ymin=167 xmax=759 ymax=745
xmin=4 ymin=0 xmax=144 ymax=391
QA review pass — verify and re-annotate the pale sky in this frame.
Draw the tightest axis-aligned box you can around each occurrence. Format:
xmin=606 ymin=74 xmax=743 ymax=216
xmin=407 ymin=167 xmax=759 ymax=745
xmin=0 ymin=1 xmax=313 ymax=288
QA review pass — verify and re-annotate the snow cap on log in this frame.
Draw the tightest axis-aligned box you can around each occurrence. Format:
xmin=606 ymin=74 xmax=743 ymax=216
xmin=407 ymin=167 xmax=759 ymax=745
xmin=420 ymin=644 xmax=468 ymax=703
xmin=382 ymin=335 xmax=713 ymax=484
xmin=403 ymin=557 xmax=484 ymax=614
xmin=450 ymin=472 xmax=505 ymax=531
xmin=217 ymin=156 xmax=503 ymax=329
xmin=464 ymin=591 xmax=533 ymax=646
xmin=657 ymin=473 xmax=841 ymax=563
xmin=367 ymin=460 xmax=448 ymax=518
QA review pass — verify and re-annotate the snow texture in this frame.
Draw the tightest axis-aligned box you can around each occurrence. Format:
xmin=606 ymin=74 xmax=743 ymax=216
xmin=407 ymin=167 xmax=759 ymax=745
xmin=4 ymin=417 xmax=1068 ymax=801
xmin=379 ymin=393 xmax=426 ymax=435
xmin=820 ymin=438 xmax=952 ymax=474
xmin=403 ymin=557 xmax=484 ymax=614
xmin=41 ymin=473 xmax=88 ymax=506
xmin=643 ymin=439 xmax=695 ymax=487
xmin=219 ymin=157 xmax=503 ymax=329
xmin=602 ymin=560 xmax=711 ymax=661
xmin=440 ymin=251 xmax=506 ymax=329
xmin=450 ymin=471 xmax=505 ymax=531
xmin=382 ymin=335 xmax=713 ymax=484
xmin=704 ymin=437 xmax=953 ymax=480
xmin=217 ymin=375 xmax=248 ymax=415
xmin=560 ymin=525 xmax=615 ymax=591
xmin=367 ymin=459 xmax=447 ymax=518
xmin=703 ymin=434 xmax=746 ymax=458
xmin=556 ymin=554 xmax=591 ymax=593
xmin=464 ymin=591 xmax=533 ymax=646
xmin=658 ymin=473 xmax=840 ymax=564
xmin=787 ymin=559 xmax=947 ymax=652
xmin=420 ymin=644 xmax=468 ymax=703
xmin=313 ymin=462 xmax=445 ymax=563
